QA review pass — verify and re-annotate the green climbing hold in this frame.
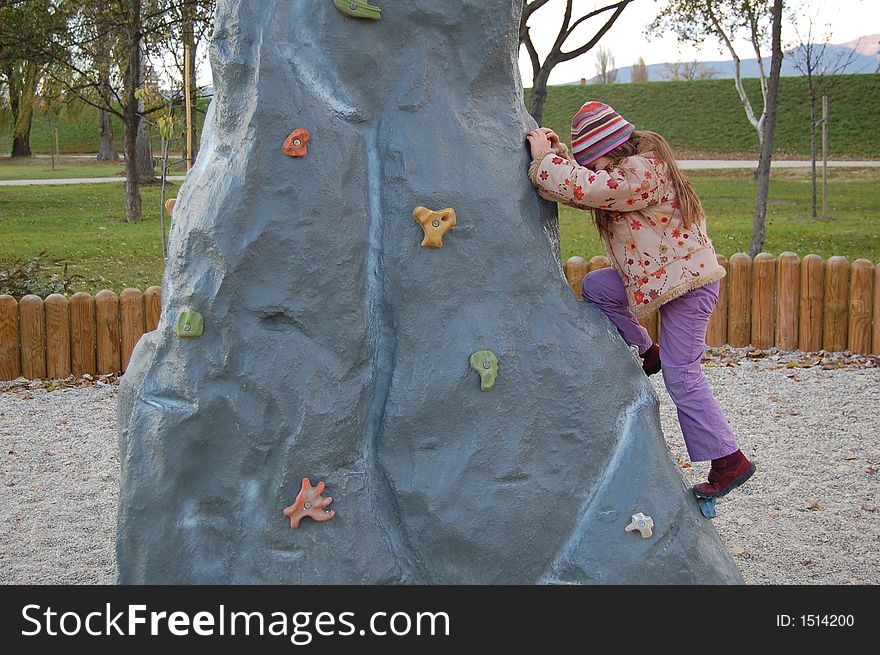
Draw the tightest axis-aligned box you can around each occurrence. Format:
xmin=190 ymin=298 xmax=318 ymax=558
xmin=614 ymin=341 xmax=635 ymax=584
xmin=469 ymin=350 xmax=499 ymax=392
xmin=176 ymin=309 xmax=205 ymax=338
xmin=334 ymin=0 xmax=381 ymax=20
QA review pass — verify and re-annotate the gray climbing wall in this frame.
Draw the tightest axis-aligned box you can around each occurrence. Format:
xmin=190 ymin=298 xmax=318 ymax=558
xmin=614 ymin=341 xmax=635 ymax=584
xmin=116 ymin=0 xmax=743 ymax=584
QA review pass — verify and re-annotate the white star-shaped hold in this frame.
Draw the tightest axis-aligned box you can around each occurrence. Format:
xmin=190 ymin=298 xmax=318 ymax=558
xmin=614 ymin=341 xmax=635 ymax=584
xmin=625 ymin=512 xmax=654 ymax=538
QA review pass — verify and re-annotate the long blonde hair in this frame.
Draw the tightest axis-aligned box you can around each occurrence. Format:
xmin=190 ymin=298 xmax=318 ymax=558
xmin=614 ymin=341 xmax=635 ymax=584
xmin=590 ymin=130 xmax=704 ymax=240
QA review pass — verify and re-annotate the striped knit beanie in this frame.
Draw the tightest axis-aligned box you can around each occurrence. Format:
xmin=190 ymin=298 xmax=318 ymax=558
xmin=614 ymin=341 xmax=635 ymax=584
xmin=570 ymin=101 xmax=635 ymax=166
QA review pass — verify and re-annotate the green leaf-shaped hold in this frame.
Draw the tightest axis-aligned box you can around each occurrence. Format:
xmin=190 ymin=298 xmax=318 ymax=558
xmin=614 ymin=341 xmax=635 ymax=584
xmin=176 ymin=309 xmax=204 ymax=338
xmin=469 ymin=350 xmax=499 ymax=392
xmin=333 ymin=0 xmax=381 ymax=20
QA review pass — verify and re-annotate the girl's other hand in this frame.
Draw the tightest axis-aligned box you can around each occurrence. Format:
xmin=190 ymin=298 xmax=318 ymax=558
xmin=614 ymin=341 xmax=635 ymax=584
xmin=540 ymin=127 xmax=561 ymax=150
xmin=526 ymin=129 xmax=552 ymax=159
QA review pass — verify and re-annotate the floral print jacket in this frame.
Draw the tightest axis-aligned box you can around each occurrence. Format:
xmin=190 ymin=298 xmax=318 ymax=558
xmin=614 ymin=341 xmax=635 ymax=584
xmin=528 ymin=148 xmax=725 ymax=318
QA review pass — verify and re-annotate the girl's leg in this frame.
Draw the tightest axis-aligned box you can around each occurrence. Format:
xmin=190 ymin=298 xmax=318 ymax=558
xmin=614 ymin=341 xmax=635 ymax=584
xmin=581 ymin=268 xmax=653 ymax=356
xmin=658 ymin=281 xmax=739 ymax=462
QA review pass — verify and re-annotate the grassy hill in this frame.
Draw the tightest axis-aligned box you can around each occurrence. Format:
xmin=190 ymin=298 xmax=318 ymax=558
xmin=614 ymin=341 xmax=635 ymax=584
xmin=2 ymin=75 xmax=878 ymax=158
xmin=532 ymin=74 xmax=880 ymax=159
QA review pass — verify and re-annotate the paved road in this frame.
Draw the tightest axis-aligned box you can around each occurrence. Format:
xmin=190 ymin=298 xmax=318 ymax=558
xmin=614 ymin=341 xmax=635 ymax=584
xmin=0 ymin=176 xmax=187 ymax=186
xmin=1 ymin=160 xmax=879 ymax=186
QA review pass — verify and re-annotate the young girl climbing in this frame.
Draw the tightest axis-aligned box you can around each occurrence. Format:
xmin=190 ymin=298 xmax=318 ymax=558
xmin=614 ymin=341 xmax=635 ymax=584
xmin=525 ymin=101 xmax=755 ymax=500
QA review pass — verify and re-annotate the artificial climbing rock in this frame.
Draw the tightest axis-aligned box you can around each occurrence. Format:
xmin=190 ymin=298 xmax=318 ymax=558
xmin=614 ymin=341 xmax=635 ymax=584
xmin=412 ymin=206 xmax=456 ymax=248
xmin=116 ymin=0 xmax=743 ymax=585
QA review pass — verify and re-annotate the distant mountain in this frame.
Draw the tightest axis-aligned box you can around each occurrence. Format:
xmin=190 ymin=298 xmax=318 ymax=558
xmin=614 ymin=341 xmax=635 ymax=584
xmin=574 ymin=34 xmax=879 ymax=84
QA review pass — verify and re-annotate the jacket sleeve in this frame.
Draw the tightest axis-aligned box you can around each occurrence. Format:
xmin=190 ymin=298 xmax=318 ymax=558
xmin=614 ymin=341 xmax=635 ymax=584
xmin=528 ymin=153 xmax=662 ymax=212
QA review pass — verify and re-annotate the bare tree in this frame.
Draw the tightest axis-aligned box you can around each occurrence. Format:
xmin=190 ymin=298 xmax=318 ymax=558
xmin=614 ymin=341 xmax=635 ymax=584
xmin=594 ymin=46 xmax=617 ymax=83
xmin=631 ymin=56 xmax=649 ymax=82
xmin=789 ymin=12 xmax=858 ymax=218
xmin=649 ymin=0 xmax=777 ymax=148
xmin=749 ymin=0 xmax=784 ymax=256
xmin=663 ymin=59 xmax=716 ymax=80
xmin=649 ymin=0 xmax=785 ymax=256
xmin=520 ymin=0 xmax=634 ymax=123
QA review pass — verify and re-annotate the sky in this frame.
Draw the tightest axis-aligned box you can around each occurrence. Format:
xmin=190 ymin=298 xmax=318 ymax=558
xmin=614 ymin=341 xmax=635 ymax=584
xmin=519 ymin=0 xmax=879 ymax=85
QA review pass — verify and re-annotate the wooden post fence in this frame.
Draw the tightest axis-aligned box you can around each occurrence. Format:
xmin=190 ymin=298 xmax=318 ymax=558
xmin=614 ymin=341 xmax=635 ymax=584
xmin=562 ymin=252 xmax=878 ymax=359
xmin=0 ymin=287 xmax=161 ymax=382
xmin=1 ymin=253 xmax=879 ymax=381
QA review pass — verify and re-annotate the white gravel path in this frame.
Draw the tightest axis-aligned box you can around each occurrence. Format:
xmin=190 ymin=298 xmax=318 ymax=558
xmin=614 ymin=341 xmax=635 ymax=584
xmin=1 ymin=360 xmax=878 ymax=585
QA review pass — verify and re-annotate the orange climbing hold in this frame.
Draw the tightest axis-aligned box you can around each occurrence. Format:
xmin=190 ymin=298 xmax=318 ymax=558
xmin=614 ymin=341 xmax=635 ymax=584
xmin=283 ymin=477 xmax=335 ymax=528
xmin=282 ymin=128 xmax=311 ymax=157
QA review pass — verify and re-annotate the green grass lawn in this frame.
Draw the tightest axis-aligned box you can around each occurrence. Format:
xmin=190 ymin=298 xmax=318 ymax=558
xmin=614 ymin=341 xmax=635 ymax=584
xmin=0 ymin=156 xmax=127 ymax=180
xmin=0 ymin=168 xmax=877 ymax=298
xmin=0 ymin=181 xmax=179 ymax=295
xmin=556 ymin=167 xmax=880 ymax=264
xmin=0 ymin=156 xmax=190 ymax=181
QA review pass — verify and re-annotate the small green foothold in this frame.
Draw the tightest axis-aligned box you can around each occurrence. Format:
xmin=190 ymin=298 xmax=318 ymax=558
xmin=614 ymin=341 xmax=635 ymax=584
xmin=334 ymin=0 xmax=381 ymax=20
xmin=176 ymin=309 xmax=204 ymax=338
xmin=469 ymin=350 xmax=499 ymax=392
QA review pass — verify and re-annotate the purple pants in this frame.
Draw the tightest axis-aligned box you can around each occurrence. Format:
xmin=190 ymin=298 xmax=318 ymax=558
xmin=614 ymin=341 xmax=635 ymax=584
xmin=582 ymin=267 xmax=739 ymax=462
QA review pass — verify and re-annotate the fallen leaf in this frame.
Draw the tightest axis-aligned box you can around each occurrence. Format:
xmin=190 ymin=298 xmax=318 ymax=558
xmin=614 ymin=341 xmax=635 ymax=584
xmin=806 ymin=501 xmax=821 ymax=511
xmin=861 ymin=503 xmax=876 ymax=513
xmin=802 ymin=559 xmax=812 ymax=566
xmin=866 ymin=466 xmax=876 ymax=475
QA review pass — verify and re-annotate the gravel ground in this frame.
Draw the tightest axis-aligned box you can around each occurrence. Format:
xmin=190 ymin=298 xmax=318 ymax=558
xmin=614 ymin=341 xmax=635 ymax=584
xmin=1 ymin=352 xmax=878 ymax=585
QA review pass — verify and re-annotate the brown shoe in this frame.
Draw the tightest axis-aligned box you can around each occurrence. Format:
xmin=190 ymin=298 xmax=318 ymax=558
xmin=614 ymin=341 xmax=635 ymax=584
xmin=693 ymin=449 xmax=756 ymax=499
xmin=641 ymin=343 xmax=661 ymax=376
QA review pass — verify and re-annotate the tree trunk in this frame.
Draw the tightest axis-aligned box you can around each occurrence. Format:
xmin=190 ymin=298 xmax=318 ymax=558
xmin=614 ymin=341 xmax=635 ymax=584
xmin=98 ymin=109 xmax=118 ymax=161
xmin=749 ymin=0 xmax=784 ymax=257
xmin=529 ymin=66 xmax=552 ymax=125
xmin=123 ymin=0 xmax=143 ymax=223
xmin=809 ymin=96 xmax=817 ymax=219
xmin=97 ymin=64 xmax=117 ymax=161
xmin=7 ymin=61 xmax=39 ymax=158
xmin=136 ymin=117 xmax=155 ymax=180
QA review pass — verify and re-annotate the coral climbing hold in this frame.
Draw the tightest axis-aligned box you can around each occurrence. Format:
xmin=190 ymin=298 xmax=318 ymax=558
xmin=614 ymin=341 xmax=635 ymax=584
xmin=175 ymin=309 xmax=204 ymax=338
xmin=282 ymin=128 xmax=311 ymax=157
xmin=334 ymin=0 xmax=381 ymax=20
xmin=469 ymin=350 xmax=499 ymax=391
xmin=625 ymin=512 xmax=655 ymax=538
xmin=283 ymin=478 xmax=336 ymax=528
xmin=412 ymin=206 xmax=456 ymax=248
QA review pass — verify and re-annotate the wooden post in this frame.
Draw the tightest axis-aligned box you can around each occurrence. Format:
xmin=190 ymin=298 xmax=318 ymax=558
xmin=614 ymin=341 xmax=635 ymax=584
xmin=751 ymin=252 xmax=776 ymax=349
xmin=727 ymin=253 xmax=752 ymax=347
xmin=775 ymin=252 xmax=800 ymax=350
xmin=848 ymin=259 xmax=874 ymax=355
xmin=799 ymin=254 xmax=824 ymax=352
xmin=589 ymin=255 xmax=611 ymax=271
xmin=145 ymin=286 xmax=163 ymax=332
xmin=823 ymin=256 xmax=849 ymax=352
xmin=71 ymin=292 xmax=97 ymax=376
xmin=0 ymin=295 xmax=20 ymax=381
xmin=706 ymin=254 xmax=728 ymax=347
xmin=45 ymin=294 xmax=71 ymax=379
xmin=95 ymin=290 xmax=121 ymax=375
xmin=19 ymin=295 xmax=46 ymax=380
xmin=185 ymin=43 xmax=193 ymax=172
xmin=822 ymin=94 xmax=829 ymax=219
xmin=638 ymin=310 xmax=658 ymax=344
xmin=564 ymin=256 xmax=590 ymax=300
xmin=873 ymin=264 xmax=880 ymax=356
xmin=120 ymin=288 xmax=145 ymax=372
